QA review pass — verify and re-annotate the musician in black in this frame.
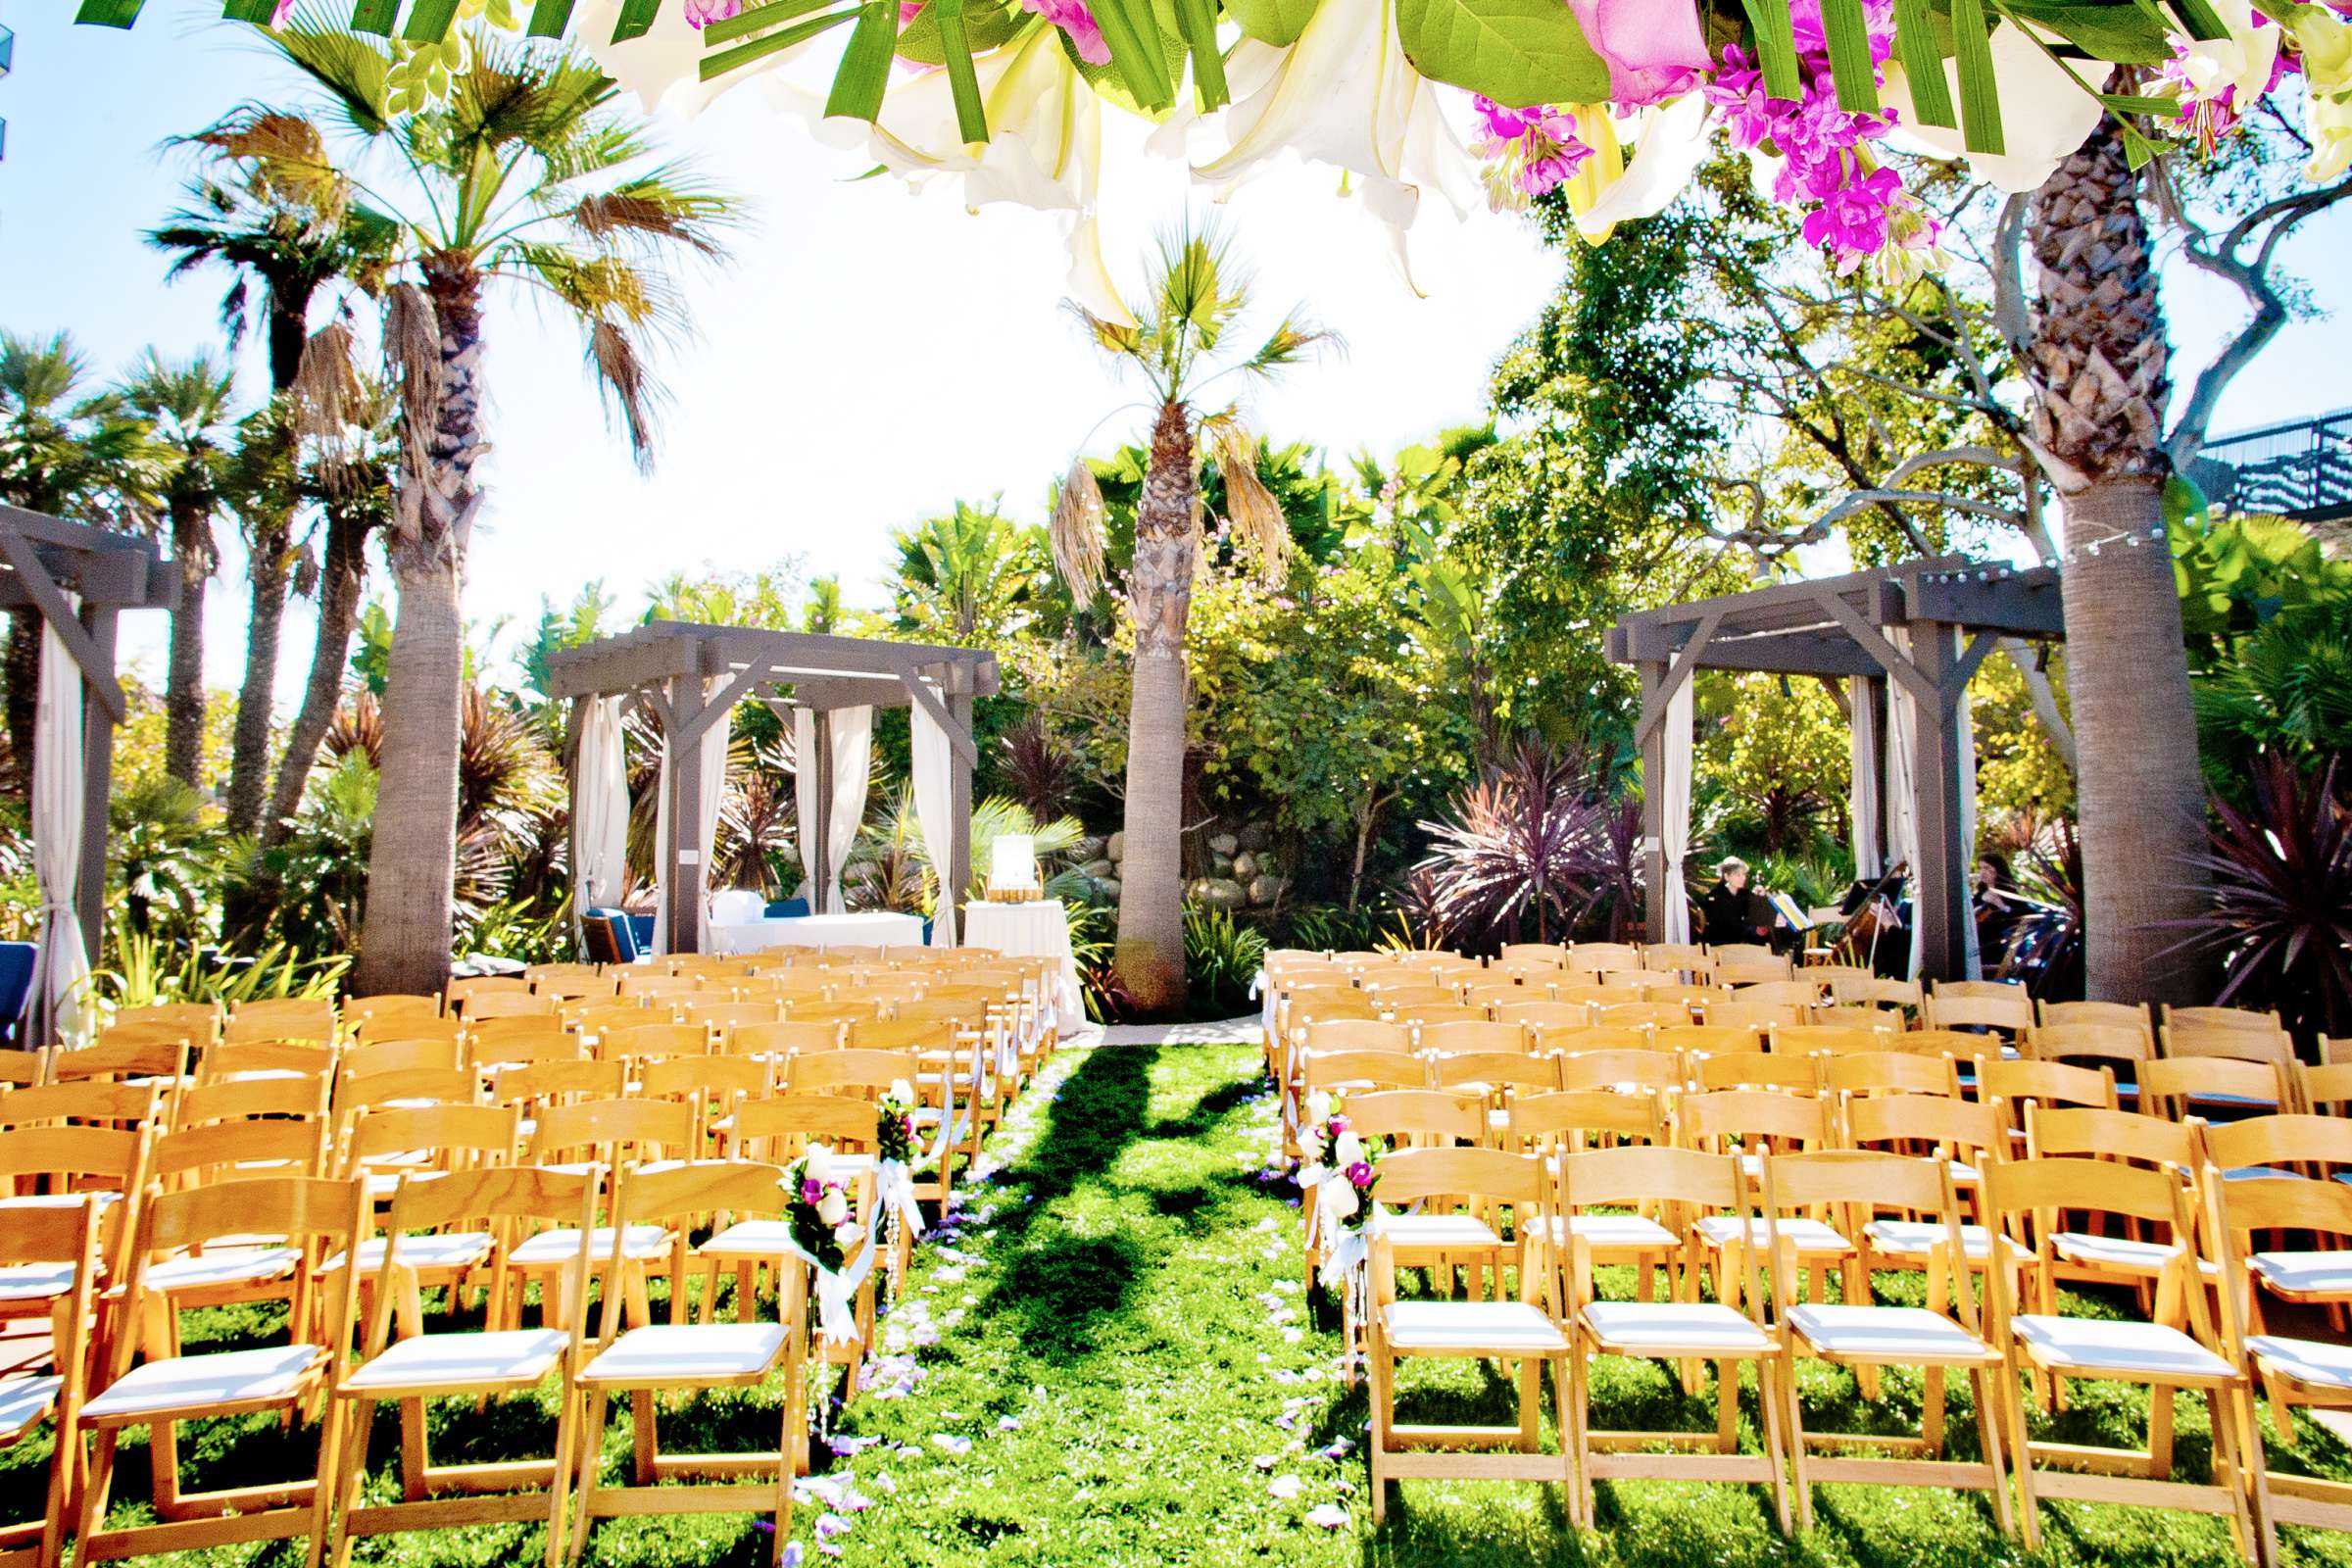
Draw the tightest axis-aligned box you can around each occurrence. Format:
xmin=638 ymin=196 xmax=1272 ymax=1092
xmin=1698 ymin=857 xmax=1775 ymax=948
xmin=1974 ymin=854 xmax=2025 ymax=968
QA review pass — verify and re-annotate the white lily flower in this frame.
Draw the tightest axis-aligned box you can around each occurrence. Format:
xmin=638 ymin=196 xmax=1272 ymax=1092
xmin=1187 ymin=0 xmax=1480 ymax=239
xmin=2293 ymin=7 xmax=2352 ymax=180
xmin=2173 ymin=0 xmax=2278 ymax=110
xmin=803 ymin=1143 xmax=836 ymax=1183
xmin=1572 ymin=92 xmax=1710 ymax=242
xmin=1332 ymin=1129 xmax=1365 ymax=1168
xmin=576 ymin=0 xmax=772 ymax=118
xmin=888 ymin=1078 xmax=916 ymax=1106
xmin=1883 ymin=22 xmax=2113 ymax=193
xmin=817 ymin=1188 xmax=850 ymax=1226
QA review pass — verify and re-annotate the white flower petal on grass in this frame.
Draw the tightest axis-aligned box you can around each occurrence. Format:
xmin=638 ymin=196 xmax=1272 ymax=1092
xmin=1269 ymin=1474 xmax=1303 ymax=1500
xmin=932 ymin=1434 xmax=973 ymax=1455
xmin=1306 ymin=1503 xmax=1349 ymax=1529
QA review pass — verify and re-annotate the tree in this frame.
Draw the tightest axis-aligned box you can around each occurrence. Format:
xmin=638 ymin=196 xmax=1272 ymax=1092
xmin=235 ymin=20 xmax=737 ymax=994
xmin=153 ymin=111 xmax=394 ymax=837
xmin=891 ymin=500 xmax=1046 ymax=646
xmin=119 ymin=351 xmax=240 ymax=790
xmin=0 ymin=331 xmax=168 ymax=791
xmin=1052 ymin=223 xmax=1329 ymax=1010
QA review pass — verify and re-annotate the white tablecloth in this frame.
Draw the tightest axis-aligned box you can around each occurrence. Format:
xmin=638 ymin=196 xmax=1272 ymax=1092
xmin=708 ymin=911 xmax=926 ymax=956
xmin=963 ymin=901 xmax=1085 ymax=1026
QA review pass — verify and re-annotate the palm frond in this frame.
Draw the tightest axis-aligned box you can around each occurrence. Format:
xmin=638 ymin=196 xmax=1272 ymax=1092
xmin=1239 ymin=315 xmax=1339 ymax=379
xmin=586 ymin=320 xmax=664 ymax=470
xmin=381 ymin=281 xmax=443 ymax=501
xmin=1200 ymin=413 xmax=1288 ymax=585
xmin=1049 ymin=457 xmax=1107 ymax=613
xmin=253 ymin=15 xmax=393 ymax=139
xmin=564 ymin=172 xmax=735 ymax=259
xmin=290 ymin=320 xmax=366 ymax=444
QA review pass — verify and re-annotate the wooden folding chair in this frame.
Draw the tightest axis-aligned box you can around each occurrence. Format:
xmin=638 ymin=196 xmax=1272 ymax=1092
xmin=1497 ymin=943 xmax=1568 ymax=968
xmin=173 ymin=1071 xmax=330 ymax=1134
xmin=342 ymin=1037 xmax=463 ymax=1080
xmin=346 ymin=997 xmax=444 ymax=1040
xmin=2038 ymin=999 xmax=2155 ymax=1038
xmin=1844 ymin=1093 xmax=2022 ymax=1282
xmin=332 ymin=1104 xmax=521 ymax=1330
xmin=1823 ymin=1051 xmax=1961 ymax=1099
xmin=728 ymin=1020 xmax=846 ymax=1062
xmin=2201 ymin=1112 xmax=2352 ymax=1186
xmin=599 ymin=1022 xmax=714 ymax=1066
xmin=193 ymin=1039 xmax=337 ymax=1088
xmin=2023 ymin=1104 xmax=2214 ymax=1325
xmin=1512 ymin=1090 xmax=1675 ymax=1306
xmin=1641 ymin=943 xmax=1714 ymax=980
xmin=1678 ymin=1091 xmax=1848 ymax=1299
xmin=1807 ymin=1004 xmax=1908 ymax=1031
xmin=1707 ymin=997 xmax=1805 ymax=1033
xmin=788 ymin=1049 xmax=956 ymax=1213
xmin=0 ymin=1196 xmax=102 ymax=1568
xmin=1554 ymin=1050 xmax=1685 ymax=1098
xmin=1689 ymin=1051 xmax=1822 ymax=1096
xmin=1655 ymin=1022 xmax=1763 ymax=1057
xmin=1924 ymin=985 xmax=2034 ymax=1039
xmin=1592 ymin=1001 xmax=1696 ymax=1031
xmin=509 ymin=1100 xmax=693 ymax=1329
xmin=114 ymin=1003 xmax=220 ymax=1046
xmin=2165 ymin=1004 xmax=2285 ymax=1036
xmin=1411 ymin=1019 xmax=1526 ymax=1057
xmin=1557 ymin=1145 xmax=1790 ymax=1530
xmin=1758 ymin=1150 xmax=2013 ymax=1533
xmin=325 ymin=1166 xmax=602 ymax=1568
xmin=72 ymin=1176 xmax=368 ymax=1566
xmin=1982 ymin=1156 xmax=2260 ymax=1559
xmin=640 ymin=1055 xmax=772 ymax=1154
xmin=2143 ymin=1056 xmax=2290 ymax=1124
xmin=469 ymin=1033 xmax=588 ymax=1084
xmin=564 ymin=1161 xmax=814 ymax=1565
xmin=2299 ymin=1058 xmax=2352 ymax=1115
xmin=1365 ymin=1146 xmax=1571 ymax=1523
xmin=1767 ymin=1023 xmax=1892 ymax=1057
xmin=446 ymin=977 xmax=534 ymax=1016
xmin=223 ymin=998 xmax=337 ymax=1046
xmin=49 ymin=1035 xmax=191 ymax=1129
xmin=1300 ymin=1049 xmax=1428 ymax=1100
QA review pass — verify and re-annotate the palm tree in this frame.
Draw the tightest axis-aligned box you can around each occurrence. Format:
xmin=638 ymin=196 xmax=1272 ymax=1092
xmin=119 ymin=351 xmax=240 ymax=789
xmin=1054 ymin=224 xmax=1329 ymax=1010
xmin=2023 ymin=119 xmax=2212 ymax=1004
xmin=0 ymin=331 xmax=168 ymax=791
xmin=235 ymin=19 xmax=737 ymax=994
xmin=152 ymin=117 xmax=392 ymax=837
xmin=892 ymin=500 xmax=1043 ymax=643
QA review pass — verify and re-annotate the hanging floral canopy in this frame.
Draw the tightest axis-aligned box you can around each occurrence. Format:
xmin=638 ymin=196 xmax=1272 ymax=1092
xmin=82 ymin=0 xmax=2351 ymax=285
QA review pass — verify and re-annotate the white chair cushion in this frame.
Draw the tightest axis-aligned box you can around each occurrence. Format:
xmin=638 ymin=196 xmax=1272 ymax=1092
xmin=146 ymin=1246 xmax=301 ymax=1292
xmin=1382 ymin=1214 xmax=1504 ymax=1250
xmin=1554 ymin=1213 xmax=1678 ymax=1250
xmin=2247 ymin=1334 xmax=2352 ymax=1391
xmin=510 ymin=1225 xmax=670 ymax=1266
xmin=1694 ymin=1215 xmax=1852 ymax=1254
xmin=697 ymin=1220 xmax=799 ymax=1260
xmin=1788 ymin=1303 xmax=1993 ymax=1361
xmin=2249 ymin=1251 xmax=2352 ymax=1297
xmin=83 ymin=1344 xmax=325 ymax=1420
xmin=579 ymin=1323 xmax=787 ymax=1385
xmin=0 ymin=1262 xmax=77 ymax=1302
xmin=1864 ymin=1220 xmax=2028 ymax=1262
xmin=320 ymin=1232 xmax=495 ymax=1275
xmin=2011 ymin=1315 xmax=2235 ymax=1380
xmin=1582 ymin=1300 xmax=1770 ymax=1354
xmin=2051 ymin=1231 xmax=2219 ymax=1278
xmin=344 ymin=1329 xmax=568 ymax=1395
xmin=1383 ymin=1300 xmax=1567 ymax=1353
xmin=0 ymin=1375 xmax=60 ymax=1443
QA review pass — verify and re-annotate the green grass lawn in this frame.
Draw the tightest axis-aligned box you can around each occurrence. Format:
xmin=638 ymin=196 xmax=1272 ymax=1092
xmin=23 ymin=1043 xmax=2352 ymax=1566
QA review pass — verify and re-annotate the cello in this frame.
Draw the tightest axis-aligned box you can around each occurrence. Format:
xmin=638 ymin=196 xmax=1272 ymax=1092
xmin=1834 ymin=858 xmax=1910 ymax=976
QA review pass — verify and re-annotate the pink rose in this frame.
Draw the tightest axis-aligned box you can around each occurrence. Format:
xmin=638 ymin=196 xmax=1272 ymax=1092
xmin=1562 ymin=0 xmax=1710 ymax=105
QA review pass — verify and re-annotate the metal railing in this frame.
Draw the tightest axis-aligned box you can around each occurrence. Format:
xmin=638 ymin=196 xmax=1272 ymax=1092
xmin=2196 ymin=409 xmax=2352 ymax=521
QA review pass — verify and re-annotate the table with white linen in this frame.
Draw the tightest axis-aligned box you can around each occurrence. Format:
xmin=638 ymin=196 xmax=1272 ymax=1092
xmin=708 ymin=910 xmax=925 ymax=956
xmin=962 ymin=900 xmax=1084 ymax=1026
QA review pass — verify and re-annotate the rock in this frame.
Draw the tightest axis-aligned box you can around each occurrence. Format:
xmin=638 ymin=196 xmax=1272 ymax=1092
xmin=1100 ymin=876 xmax=1121 ymax=900
xmin=1192 ymin=877 xmax=1248 ymax=911
xmin=1231 ymin=852 xmax=1257 ymax=882
xmin=1211 ymin=853 xmax=1234 ymax=876
xmin=1236 ymin=822 xmax=1272 ymax=853
xmin=1073 ymin=835 xmax=1106 ymax=861
xmin=1081 ymin=858 xmax=1116 ymax=881
xmin=1209 ymin=832 xmax=1240 ymax=857
xmin=1250 ymin=874 xmax=1286 ymax=906
xmin=1106 ymin=831 xmax=1125 ymax=862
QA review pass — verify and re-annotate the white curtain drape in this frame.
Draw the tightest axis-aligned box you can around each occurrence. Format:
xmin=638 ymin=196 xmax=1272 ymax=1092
xmin=1660 ymin=679 xmax=1694 ymax=944
xmin=1847 ymin=681 xmax=1882 ymax=879
xmin=572 ymin=696 xmax=630 ymax=930
xmin=1884 ymin=631 xmax=1923 ymax=979
xmin=793 ymin=707 xmax=873 ymax=915
xmin=910 ymin=704 xmax=958 ymax=947
xmin=652 ymin=683 xmax=732 ymax=954
xmin=1957 ymin=666 xmax=1984 ymax=980
xmin=32 ymin=621 xmax=89 ymax=1044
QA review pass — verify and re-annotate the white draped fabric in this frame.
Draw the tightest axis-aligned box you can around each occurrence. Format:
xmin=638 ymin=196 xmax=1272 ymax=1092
xmin=572 ymin=696 xmax=630 ymax=919
xmin=1957 ymin=672 xmax=1984 ymax=980
xmin=32 ymin=622 xmax=90 ymax=1044
xmin=1847 ymin=682 xmax=1882 ymax=879
xmin=1660 ymin=679 xmax=1694 ymax=944
xmin=652 ymin=683 xmax=732 ymax=955
xmin=910 ymin=705 xmax=958 ymax=947
xmin=793 ymin=707 xmax=874 ymax=915
xmin=1883 ymin=631 xmax=1923 ymax=979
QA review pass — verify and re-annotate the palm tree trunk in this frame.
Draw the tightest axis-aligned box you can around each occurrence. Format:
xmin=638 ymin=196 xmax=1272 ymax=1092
xmin=222 ymin=521 xmax=291 ymax=835
xmin=1113 ymin=399 xmax=1198 ymax=1013
xmin=165 ymin=497 xmax=210 ymax=788
xmin=260 ymin=500 xmax=370 ymax=848
xmin=2027 ymin=116 xmax=2212 ymax=1004
xmin=354 ymin=269 xmax=484 ymax=997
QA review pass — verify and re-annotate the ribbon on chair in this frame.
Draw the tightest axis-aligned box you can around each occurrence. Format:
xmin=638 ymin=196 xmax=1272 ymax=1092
xmin=777 ymin=1220 xmax=879 ymax=1346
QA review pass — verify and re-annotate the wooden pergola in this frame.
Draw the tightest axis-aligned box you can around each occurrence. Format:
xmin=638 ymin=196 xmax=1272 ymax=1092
xmin=1605 ymin=556 xmax=2065 ymax=981
xmin=0 ymin=505 xmax=175 ymax=965
xmin=542 ymin=622 xmax=1001 ymax=954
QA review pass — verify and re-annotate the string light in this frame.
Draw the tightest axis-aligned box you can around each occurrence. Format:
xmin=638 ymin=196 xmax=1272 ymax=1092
xmin=2054 ymin=524 xmax=2167 ymax=566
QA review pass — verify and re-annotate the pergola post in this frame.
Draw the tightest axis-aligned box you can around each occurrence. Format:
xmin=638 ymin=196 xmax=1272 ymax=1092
xmin=1907 ymin=623 xmax=1971 ymax=983
xmin=947 ymin=689 xmax=974 ymax=942
xmin=665 ymin=674 xmax=709 ymax=954
xmin=1855 ymin=673 xmax=1888 ymax=878
xmin=811 ymin=710 xmax=835 ymax=913
xmin=1636 ymin=658 xmax=1670 ymax=941
xmin=74 ymin=602 xmax=118 ymax=966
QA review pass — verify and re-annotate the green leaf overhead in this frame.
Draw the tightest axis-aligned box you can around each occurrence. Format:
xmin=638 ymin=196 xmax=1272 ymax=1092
xmin=1225 ymin=0 xmax=1319 ymax=45
xmin=893 ymin=0 xmax=1028 ymax=65
xmin=1995 ymin=0 xmax=2172 ymax=59
xmin=1394 ymin=0 xmax=1610 ymax=108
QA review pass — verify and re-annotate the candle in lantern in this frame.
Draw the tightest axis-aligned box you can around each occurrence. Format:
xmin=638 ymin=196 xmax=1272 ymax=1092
xmin=988 ymin=834 xmax=1037 ymax=895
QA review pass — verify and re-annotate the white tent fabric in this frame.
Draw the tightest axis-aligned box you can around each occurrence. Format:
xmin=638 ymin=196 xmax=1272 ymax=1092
xmin=572 ymin=696 xmax=630 ymax=921
xmin=32 ymin=621 xmax=90 ymax=1044
xmin=1660 ymin=678 xmax=1694 ymax=944
xmin=910 ymin=703 xmax=958 ymax=947
xmin=1847 ymin=682 xmax=1882 ymax=879
xmin=793 ymin=707 xmax=874 ymax=915
xmin=1957 ymin=670 xmax=1984 ymax=980
xmin=652 ymin=683 xmax=733 ymax=955
xmin=1883 ymin=630 xmax=1923 ymax=979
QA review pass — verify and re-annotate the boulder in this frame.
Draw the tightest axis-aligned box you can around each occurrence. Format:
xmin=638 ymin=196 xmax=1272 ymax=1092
xmin=1249 ymin=874 xmax=1286 ymax=906
xmin=1236 ymin=822 xmax=1272 ymax=853
xmin=1208 ymin=831 xmax=1240 ymax=857
xmin=1231 ymin=852 xmax=1257 ymax=882
xmin=1106 ymin=831 xmax=1125 ymax=862
xmin=1100 ymin=876 xmax=1121 ymax=900
xmin=1073 ymin=835 xmax=1106 ymax=861
xmin=1192 ymin=877 xmax=1248 ymax=911
xmin=1081 ymin=858 xmax=1116 ymax=881
xmin=1210 ymin=853 xmax=1234 ymax=876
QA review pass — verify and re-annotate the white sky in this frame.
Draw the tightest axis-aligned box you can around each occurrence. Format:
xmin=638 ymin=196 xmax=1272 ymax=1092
xmin=3 ymin=1 xmax=2347 ymax=704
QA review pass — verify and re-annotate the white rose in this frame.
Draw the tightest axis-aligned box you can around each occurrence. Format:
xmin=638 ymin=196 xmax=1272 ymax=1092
xmin=888 ymin=1078 xmax=915 ymax=1105
xmin=1332 ymin=1131 xmax=1364 ymax=1168
xmin=833 ymin=1219 xmax=863 ymax=1251
xmin=803 ymin=1144 xmax=836 ymax=1183
xmin=1304 ymin=1090 xmax=1334 ymax=1123
xmin=1320 ymin=1180 xmax=1359 ymax=1225
xmin=816 ymin=1188 xmax=849 ymax=1226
